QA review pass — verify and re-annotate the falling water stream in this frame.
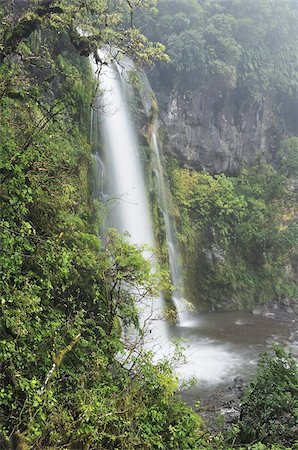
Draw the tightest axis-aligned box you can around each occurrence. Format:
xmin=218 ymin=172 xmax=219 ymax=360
xmin=150 ymin=130 xmax=189 ymax=325
xmin=90 ymin=55 xmax=168 ymax=351
xmin=127 ymin=67 xmax=189 ymax=325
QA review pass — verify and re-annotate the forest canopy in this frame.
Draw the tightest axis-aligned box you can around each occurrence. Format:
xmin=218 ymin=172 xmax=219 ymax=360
xmin=137 ymin=0 xmax=298 ymax=97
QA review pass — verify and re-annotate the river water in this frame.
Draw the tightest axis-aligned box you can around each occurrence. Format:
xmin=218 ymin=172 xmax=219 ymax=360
xmin=169 ymin=310 xmax=297 ymax=401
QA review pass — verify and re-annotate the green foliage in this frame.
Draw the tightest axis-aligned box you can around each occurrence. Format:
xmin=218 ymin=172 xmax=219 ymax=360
xmin=170 ymin=168 xmax=247 ymax=242
xmin=215 ymin=440 xmax=295 ymax=450
xmin=139 ymin=0 xmax=298 ymax=97
xmin=278 ymin=137 xmax=298 ymax=178
xmin=1 ymin=3 xmax=296 ymax=449
xmin=0 ymin=0 xmax=167 ymax=69
xmin=168 ymin=162 xmax=298 ymax=309
xmin=0 ymin=90 xmax=206 ymax=450
xmin=238 ymin=346 xmax=298 ymax=446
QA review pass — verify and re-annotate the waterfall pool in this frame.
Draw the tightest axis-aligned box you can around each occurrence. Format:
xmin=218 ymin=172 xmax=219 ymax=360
xmin=169 ymin=310 xmax=297 ymax=401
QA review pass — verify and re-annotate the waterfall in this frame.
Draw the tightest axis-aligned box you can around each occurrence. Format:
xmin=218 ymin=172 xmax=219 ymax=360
xmin=98 ymin=57 xmax=189 ymax=325
xmin=128 ymin=68 xmax=189 ymax=325
xmin=90 ymin=55 xmax=168 ymax=350
xmin=150 ymin=130 xmax=190 ymax=325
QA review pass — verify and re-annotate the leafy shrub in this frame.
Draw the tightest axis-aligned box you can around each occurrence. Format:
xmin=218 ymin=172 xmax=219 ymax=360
xmin=239 ymin=346 xmax=298 ymax=445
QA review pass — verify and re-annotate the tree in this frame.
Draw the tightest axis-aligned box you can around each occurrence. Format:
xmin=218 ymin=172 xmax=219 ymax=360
xmin=138 ymin=0 xmax=298 ymax=96
xmin=0 ymin=3 xmax=209 ymax=448
xmin=0 ymin=0 xmax=167 ymax=119
xmin=0 ymin=0 xmax=166 ymax=66
xmin=168 ymin=162 xmax=297 ymax=309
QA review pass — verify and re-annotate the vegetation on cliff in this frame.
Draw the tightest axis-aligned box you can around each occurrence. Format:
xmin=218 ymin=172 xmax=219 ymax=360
xmin=168 ymin=160 xmax=298 ymax=309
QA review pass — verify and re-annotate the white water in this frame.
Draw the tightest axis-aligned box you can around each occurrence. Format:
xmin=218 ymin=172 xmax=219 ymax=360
xmin=172 ymin=311 xmax=297 ymax=400
xmin=90 ymin=56 xmax=168 ymax=352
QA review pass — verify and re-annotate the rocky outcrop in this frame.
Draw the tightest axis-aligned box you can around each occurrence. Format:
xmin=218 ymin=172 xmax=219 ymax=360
xmin=157 ymin=86 xmax=296 ymax=175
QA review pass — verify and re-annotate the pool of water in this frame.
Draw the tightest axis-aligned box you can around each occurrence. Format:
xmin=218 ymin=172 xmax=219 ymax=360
xmin=169 ymin=310 xmax=297 ymax=402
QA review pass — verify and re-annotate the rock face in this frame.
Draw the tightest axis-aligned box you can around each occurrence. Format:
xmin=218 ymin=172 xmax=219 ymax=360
xmin=158 ymin=86 xmax=297 ymax=174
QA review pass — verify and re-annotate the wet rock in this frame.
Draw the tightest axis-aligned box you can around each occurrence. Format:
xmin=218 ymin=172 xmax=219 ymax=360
xmin=250 ymin=298 xmax=298 ymax=322
xmin=151 ymin=77 xmax=298 ymax=175
xmin=220 ymin=406 xmax=240 ymax=423
xmin=203 ymin=244 xmax=226 ymax=268
xmin=199 ymin=377 xmax=247 ymax=434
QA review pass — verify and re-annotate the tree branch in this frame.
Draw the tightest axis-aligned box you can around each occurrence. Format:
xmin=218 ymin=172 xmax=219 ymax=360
xmin=41 ymin=333 xmax=81 ymax=392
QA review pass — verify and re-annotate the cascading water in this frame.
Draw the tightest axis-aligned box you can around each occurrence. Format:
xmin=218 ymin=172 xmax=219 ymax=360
xmin=111 ymin=63 xmax=190 ymax=325
xmin=150 ymin=130 xmax=190 ymax=325
xmin=125 ymin=67 xmax=189 ymax=324
xmin=90 ymin=55 xmax=168 ymax=350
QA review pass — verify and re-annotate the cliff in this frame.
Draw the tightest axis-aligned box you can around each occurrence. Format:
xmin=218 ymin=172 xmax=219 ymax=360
xmin=139 ymin=0 xmax=298 ymax=176
xmin=156 ymin=85 xmax=298 ymax=175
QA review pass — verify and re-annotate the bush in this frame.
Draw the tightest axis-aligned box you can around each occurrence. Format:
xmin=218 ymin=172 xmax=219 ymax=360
xmin=239 ymin=346 xmax=298 ymax=446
